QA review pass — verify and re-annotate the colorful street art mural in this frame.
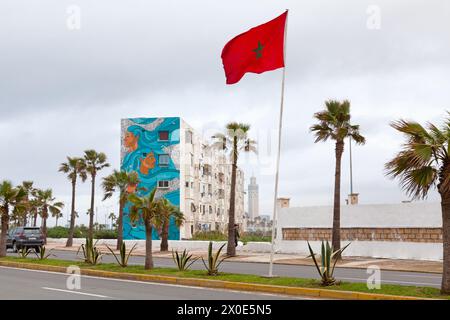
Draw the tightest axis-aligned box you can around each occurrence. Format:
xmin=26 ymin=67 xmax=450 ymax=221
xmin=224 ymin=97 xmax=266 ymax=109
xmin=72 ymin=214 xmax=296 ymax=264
xmin=120 ymin=117 xmax=180 ymax=240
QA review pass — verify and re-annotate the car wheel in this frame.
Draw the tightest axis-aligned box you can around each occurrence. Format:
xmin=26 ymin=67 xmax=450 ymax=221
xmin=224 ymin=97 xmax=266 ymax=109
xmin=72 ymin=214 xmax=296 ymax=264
xmin=35 ymin=246 xmax=40 ymax=254
xmin=12 ymin=242 xmax=18 ymax=253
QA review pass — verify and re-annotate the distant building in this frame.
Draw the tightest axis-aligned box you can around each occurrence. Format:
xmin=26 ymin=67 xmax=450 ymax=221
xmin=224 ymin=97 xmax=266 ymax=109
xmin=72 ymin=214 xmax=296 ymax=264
xmin=121 ymin=117 xmax=246 ymax=240
xmin=248 ymin=175 xmax=259 ymax=220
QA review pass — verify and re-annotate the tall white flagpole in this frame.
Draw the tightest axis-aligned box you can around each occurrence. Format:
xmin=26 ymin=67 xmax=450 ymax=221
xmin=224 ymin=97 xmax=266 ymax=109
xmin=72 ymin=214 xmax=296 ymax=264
xmin=268 ymin=9 xmax=288 ymax=277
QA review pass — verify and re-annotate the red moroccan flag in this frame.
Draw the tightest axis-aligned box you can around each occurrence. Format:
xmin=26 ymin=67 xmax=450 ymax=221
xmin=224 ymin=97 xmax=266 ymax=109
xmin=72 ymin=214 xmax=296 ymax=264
xmin=221 ymin=11 xmax=287 ymax=85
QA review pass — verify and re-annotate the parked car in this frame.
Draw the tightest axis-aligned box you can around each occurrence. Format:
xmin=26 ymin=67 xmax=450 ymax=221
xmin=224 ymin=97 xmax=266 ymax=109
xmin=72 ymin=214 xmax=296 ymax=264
xmin=6 ymin=227 xmax=44 ymax=253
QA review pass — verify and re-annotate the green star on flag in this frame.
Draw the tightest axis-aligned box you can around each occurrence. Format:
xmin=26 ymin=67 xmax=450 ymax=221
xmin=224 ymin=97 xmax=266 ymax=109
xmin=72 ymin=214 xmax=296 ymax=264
xmin=253 ymin=41 xmax=264 ymax=59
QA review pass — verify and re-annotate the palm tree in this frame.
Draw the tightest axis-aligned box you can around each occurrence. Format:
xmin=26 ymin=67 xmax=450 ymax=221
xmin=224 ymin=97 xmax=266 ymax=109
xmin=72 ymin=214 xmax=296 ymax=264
xmin=157 ymin=198 xmax=184 ymax=252
xmin=84 ymin=150 xmax=110 ymax=242
xmin=128 ymin=188 xmax=162 ymax=269
xmin=35 ymin=189 xmax=64 ymax=244
xmin=212 ymin=122 xmax=257 ymax=256
xmin=108 ymin=212 xmax=117 ymax=229
xmin=385 ymin=116 xmax=450 ymax=294
xmin=310 ymin=100 xmax=365 ymax=253
xmin=59 ymin=156 xmax=87 ymax=247
xmin=102 ymin=170 xmax=139 ymax=250
xmin=0 ymin=181 xmax=26 ymax=257
xmin=53 ymin=211 xmax=63 ymax=227
xmin=20 ymin=181 xmax=35 ymax=226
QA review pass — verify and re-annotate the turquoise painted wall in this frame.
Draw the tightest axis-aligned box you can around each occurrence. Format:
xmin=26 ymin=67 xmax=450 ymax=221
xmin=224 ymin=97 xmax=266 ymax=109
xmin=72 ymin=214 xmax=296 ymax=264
xmin=121 ymin=117 xmax=180 ymax=240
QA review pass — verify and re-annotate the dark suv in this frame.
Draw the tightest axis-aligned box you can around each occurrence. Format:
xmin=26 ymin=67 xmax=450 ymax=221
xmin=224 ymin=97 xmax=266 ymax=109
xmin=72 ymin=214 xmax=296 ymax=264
xmin=6 ymin=227 xmax=44 ymax=253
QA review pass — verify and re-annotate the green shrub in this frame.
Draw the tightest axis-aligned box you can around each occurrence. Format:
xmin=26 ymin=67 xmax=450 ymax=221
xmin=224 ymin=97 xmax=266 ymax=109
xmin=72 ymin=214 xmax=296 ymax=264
xmin=46 ymin=226 xmax=116 ymax=239
xmin=77 ymin=238 xmax=103 ymax=265
xmin=46 ymin=226 xmax=69 ymax=238
xmin=201 ymin=241 xmax=227 ymax=276
xmin=106 ymin=242 xmax=137 ymax=267
xmin=172 ymin=249 xmax=198 ymax=271
xmin=307 ymin=240 xmax=350 ymax=286
xmin=241 ymin=231 xmax=271 ymax=243
xmin=94 ymin=229 xmax=117 ymax=239
xmin=191 ymin=231 xmax=227 ymax=241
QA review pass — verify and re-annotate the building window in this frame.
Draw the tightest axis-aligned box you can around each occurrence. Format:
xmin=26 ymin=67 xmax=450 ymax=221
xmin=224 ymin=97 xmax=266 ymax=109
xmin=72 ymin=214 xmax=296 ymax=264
xmin=209 ymin=206 xmax=213 ymax=214
xmin=202 ymin=164 xmax=211 ymax=176
xmin=208 ymin=184 xmax=212 ymax=195
xmin=159 ymin=154 xmax=170 ymax=167
xmin=158 ymin=131 xmax=169 ymax=141
xmin=158 ymin=180 xmax=169 ymax=189
xmin=186 ymin=130 xmax=193 ymax=144
xmin=218 ymin=189 xmax=225 ymax=199
xmin=185 ymin=181 xmax=189 ymax=188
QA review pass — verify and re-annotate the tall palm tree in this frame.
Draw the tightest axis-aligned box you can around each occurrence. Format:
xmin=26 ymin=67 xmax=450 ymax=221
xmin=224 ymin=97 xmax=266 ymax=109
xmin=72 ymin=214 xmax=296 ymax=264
xmin=102 ymin=170 xmax=139 ymax=250
xmin=310 ymin=100 xmax=365 ymax=253
xmin=20 ymin=181 xmax=35 ymax=226
xmin=0 ymin=181 xmax=26 ymax=257
xmin=128 ymin=188 xmax=162 ymax=269
xmin=157 ymin=198 xmax=184 ymax=252
xmin=53 ymin=211 xmax=63 ymax=227
xmin=108 ymin=212 xmax=117 ymax=229
xmin=35 ymin=189 xmax=64 ymax=244
xmin=212 ymin=122 xmax=257 ymax=256
xmin=84 ymin=150 xmax=110 ymax=242
xmin=385 ymin=116 xmax=450 ymax=294
xmin=59 ymin=157 xmax=87 ymax=247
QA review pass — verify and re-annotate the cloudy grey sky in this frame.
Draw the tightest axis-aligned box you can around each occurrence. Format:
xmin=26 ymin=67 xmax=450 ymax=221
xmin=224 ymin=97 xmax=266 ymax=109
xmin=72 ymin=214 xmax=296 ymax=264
xmin=1 ymin=0 xmax=449 ymax=226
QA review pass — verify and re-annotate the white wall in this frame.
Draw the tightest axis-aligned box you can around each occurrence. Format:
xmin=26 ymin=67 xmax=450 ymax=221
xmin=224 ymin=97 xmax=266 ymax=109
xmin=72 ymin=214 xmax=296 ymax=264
xmin=275 ymin=202 xmax=443 ymax=261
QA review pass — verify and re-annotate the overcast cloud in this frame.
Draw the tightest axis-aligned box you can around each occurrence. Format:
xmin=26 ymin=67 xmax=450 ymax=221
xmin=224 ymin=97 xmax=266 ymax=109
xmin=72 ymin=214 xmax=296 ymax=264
xmin=1 ymin=0 xmax=449 ymax=226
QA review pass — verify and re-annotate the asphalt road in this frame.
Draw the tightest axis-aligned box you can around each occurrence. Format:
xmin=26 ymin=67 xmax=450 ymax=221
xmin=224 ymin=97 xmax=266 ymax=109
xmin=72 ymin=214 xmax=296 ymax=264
xmin=7 ymin=249 xmax=443 ymax=288
xmin=0 ymin=266 xmax=304 ymax=300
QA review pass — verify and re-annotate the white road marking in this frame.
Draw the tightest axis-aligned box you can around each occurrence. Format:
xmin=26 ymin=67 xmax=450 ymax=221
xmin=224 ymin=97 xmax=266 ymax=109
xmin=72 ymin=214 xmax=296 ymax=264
xmin=0 ymin=266 xmax=310 ymax=299
xmin=41 ymin=287 xmax=112 ymax=298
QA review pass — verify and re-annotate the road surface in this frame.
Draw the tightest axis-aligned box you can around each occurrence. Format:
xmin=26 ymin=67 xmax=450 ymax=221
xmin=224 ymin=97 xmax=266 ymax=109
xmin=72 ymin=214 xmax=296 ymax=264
xmin=7 ymin=249 xmax=442 ymax=288
xmin=0 ymin=266 xmax=306 ymax=300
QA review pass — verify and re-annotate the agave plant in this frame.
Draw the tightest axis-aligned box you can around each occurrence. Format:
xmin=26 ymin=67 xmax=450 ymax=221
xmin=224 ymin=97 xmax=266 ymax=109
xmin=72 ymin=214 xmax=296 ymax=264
xmin=172 ymin=249 xmax=198 ymax=271
xmin=35 ymin=245 xmax=53 ymax=260
xmin=201 ymin=242 xmax=227 ymax=276
xmin=17 ymin=246 xmax=33 ymax=258
xmin=307 ymin=240 xmax=350 ymax=286
xmin=105 ymin=242 xmax=137 ymax=268
xmin=77 ymin=238 xmax=102 ymax=265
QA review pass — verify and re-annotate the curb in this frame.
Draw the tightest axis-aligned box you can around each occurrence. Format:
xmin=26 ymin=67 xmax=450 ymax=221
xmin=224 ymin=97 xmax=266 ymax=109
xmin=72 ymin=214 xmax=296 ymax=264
xmin=0 ymin=260 xmax=433 ymax=300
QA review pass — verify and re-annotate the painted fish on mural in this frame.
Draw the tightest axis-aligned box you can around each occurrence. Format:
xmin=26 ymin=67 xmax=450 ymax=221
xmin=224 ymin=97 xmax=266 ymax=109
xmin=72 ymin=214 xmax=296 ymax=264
xmin=120 ymin=117 xmax=181 ymax=240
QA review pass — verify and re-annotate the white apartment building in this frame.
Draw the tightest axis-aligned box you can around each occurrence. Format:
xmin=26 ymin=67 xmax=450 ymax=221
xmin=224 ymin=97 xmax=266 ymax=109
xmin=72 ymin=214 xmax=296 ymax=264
xmin=179 ymin=120 xmax=246 ymax=239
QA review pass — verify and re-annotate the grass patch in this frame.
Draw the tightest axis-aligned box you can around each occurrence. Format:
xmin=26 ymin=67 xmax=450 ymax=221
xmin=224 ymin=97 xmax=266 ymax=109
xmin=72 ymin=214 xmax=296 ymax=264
xmin=1 ymin=256 xmax=448 ymax=299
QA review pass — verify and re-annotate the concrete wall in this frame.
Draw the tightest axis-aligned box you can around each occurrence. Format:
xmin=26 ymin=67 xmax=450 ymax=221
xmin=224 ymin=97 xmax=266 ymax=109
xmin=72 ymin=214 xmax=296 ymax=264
xmin=276 ymin=202 xmax=443 ymax=261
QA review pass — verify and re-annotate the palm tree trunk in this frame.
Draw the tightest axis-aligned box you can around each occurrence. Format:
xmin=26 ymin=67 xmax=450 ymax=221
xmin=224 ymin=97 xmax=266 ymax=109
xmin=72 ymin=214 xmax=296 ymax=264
xmin=33 ymin=212 xmax=37 ymax=227
xmin=0 ymin=207 xmax=9 ymax=257
xmin=66 ymin=180 xmax=77 ymax=247
xmin=227 ymin=137 xmax=238 ymax=257
xmin=88 ymin=174 xmax=95 ymax=242
xmin=116 ymin=198 xmax=124 ymax=250
xmin=332 ymin=140 xmax=344 ymax=256
xmin=144 ymin=219 xmax=154 ymax=269
xmin=42 ymin=211 xmax=48 ymax=245
xmin=55 ymin=216 xmax=59 ymax=227
xmin=160 ymin=219 xmax=169 ymax=252
xmin=441 ymin=195 xmax=450 ymax=293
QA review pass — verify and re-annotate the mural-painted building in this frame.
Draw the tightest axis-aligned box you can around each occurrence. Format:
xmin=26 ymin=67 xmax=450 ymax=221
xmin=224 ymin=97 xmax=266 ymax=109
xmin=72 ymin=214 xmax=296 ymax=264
xmin=121 ymin=117 xmax=246 ymax=240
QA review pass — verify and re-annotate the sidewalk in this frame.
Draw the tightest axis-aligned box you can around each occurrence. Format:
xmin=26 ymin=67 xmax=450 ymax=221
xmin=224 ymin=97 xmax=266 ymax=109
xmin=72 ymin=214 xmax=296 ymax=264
xmin=44 ymin=241 xmax=442 ymax=274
